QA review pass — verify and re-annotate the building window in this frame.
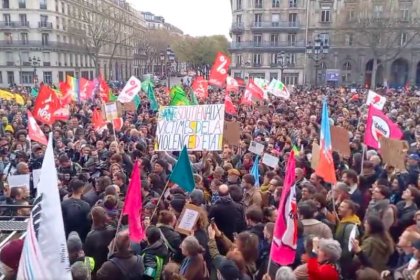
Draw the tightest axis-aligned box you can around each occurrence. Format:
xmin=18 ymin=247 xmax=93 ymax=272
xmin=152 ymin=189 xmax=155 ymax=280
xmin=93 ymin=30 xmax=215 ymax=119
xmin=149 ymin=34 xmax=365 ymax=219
xmin=272 ymin=0 xmax=280 ymax=8
xmin=236 ymin=54 xmax=242 ymax=66
xmin=319 ymin=33 xmax=329 ymax=45
xmin=18 ymin=0 xmax=25 ymax=8
xmin=271 ymin=53 xmax=277 ymax=64
xmin=287 ymin=33 xmax=296 ymax=46
xmin=61 ymin=2 xmax=64 ymax=13
xmin=253 ymin=54 xmax=262 ymax=66
xmin=41 ymin=33 xmax=49 ymax=45
xmin=40 ymin=0 xmax=47 ymax=9
xmin=6 ymin=51 xmax=13 ymax=65
xmin=236 ymin=14 xmax=242 ymax=23
xmin=0 ymin=72 xmax=3 ymax=84
xmin=236 ymin=35 xmax=241 ymax=43
xmin=43 ymin=71 xmax=52 ymax=84
xmin=236 ymin=0 xmax=242 ymax=10
xmin=400 ymin=32 xmax=408 ymax=46
xmin=20 ymin=33 xmax=28 ymax=44
xmin=21 ymin=51 xmax=29 ymax=65
xmin=345 ymin=33 xmax=353 ymax=46
xmin=253 ymin=34 xmax=262 ymax=46
xmin=342 ymin=62 xmax=352 ymax=83
xmin=284 ymin=73 xmax=299 ymax=85
xmin=269 ymin=72 xmax=278 ymax=80
xmin=5 ymin=32 xmax=13 ymax=44
xmin=321 ymin=7 xmax=331 ymax=23
xmin=347 ymin=9 xmax=355 ymax=22
xmin=270 ymin=34 xmax=279 ymax=46
xmin=21 ymin=71 xmax=33 ymax=84
xmin=289 ymin=0 xmax=297 ymax=8
xmin=289 ymin=53 xmax=297 ymax=65
xmin=272 ymin=14 xmax=280 ymax=26
xmin=3 ymin=14 xmax=11 ymax=25
xmin=254 ymin=13 xmax=262 ymax=26
xmin=255 ymin=0 xmax=262 ymax=8
xmin=373 ymin=5 xmax=383 ymax=18
xmin=43 ymin=52 xmax=50 ymax=66
xmin=40 ymin=15 xmax=48 ymax=24
xmin=7 ymin=71 xmax=14 ymax=85
xmin=2 ymin=0 xmax=9 ymax=9
xmin=400 ymin=8 xmax=410 ymax=21
xmin=19 ymin=14 xmax=27 ymax=25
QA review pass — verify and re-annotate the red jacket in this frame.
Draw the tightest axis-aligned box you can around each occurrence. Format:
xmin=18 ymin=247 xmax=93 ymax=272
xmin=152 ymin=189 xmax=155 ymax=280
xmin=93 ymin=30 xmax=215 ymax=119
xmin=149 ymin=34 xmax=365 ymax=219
xmin=307 ymin=257 xmax=340 ymax=280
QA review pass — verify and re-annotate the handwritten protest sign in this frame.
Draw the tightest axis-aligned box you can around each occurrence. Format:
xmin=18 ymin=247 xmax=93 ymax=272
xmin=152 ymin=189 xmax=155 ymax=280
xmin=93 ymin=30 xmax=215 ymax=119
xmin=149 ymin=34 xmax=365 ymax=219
xmin=156 ymin=104 xmax=225 ymax=151
xmin=249 ymin=141 xmax=264 ymax=155
xmin=262 ymin=153 xmax=279 ymax=168
xmin=379 ymin=138 xmax=409 ymax=171
xmin=311 ymin=143 xmax=320 ymax=169
xmin=222 ymin=121 xmax=241 ymax=146
xmin=104 ymin=103 xmax=118 ymax=121
xmin=331 ymin=126 xmax=351 ymax=158
xmin=175 ymin=204 xmax=201 ymax=235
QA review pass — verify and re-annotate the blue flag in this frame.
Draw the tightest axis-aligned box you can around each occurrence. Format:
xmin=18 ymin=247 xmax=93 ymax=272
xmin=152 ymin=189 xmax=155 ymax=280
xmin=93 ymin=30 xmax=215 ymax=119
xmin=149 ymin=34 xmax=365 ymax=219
xmin=251 ymin=155 xmax=260 ymax=187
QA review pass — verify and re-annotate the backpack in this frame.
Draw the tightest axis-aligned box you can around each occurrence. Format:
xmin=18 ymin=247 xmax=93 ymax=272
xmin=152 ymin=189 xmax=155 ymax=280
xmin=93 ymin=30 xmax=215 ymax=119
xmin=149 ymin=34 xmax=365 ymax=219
xmin=109 ymin=255 xmax=143 ymax=280
xmin=142 ymin=254 xmax=164 ymax=280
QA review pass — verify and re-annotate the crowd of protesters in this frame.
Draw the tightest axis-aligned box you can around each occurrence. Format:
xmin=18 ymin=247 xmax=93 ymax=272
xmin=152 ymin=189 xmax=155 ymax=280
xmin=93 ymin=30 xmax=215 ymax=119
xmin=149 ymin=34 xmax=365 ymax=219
xmin=0 ymin=80 xmax=419 ymax=280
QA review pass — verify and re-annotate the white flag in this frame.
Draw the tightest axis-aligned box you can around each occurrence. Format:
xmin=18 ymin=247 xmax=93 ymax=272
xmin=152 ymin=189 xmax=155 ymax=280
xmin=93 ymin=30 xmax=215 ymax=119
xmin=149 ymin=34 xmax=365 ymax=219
xmin=268 ymin=79 xmax=290 ymax=99
xmin=36 ymin=133 xmax=71 ymax=279
xmin=366 ymin=90 xmax=386 ymax=110
xmin=253 ymin=78 xmax=270 ymax=100
xmin=118 ymin=76 xmax=142 ymax=103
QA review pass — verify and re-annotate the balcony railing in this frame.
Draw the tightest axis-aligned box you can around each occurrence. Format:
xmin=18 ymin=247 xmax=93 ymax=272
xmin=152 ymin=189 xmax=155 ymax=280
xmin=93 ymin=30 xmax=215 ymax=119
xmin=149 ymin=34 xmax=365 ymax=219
xmin=0 ymin=21 xmax=30 ymax=28
xmin=0 ymin=40 xmax=80 ymax=51
xmin=38 ymin=21 xmax=53 ymax=29
xmin=251 ymin=21 xmax=300 ymax=29
xmin=229 ymin=41 xmax=306 ymax=50
xmin=230 ymin=22 xmax=245 ymax=33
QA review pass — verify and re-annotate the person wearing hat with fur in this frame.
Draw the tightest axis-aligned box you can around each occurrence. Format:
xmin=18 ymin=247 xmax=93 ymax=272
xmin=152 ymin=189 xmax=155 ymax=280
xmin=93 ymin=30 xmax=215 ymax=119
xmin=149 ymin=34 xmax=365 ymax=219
xmin=306 ymin=237 xmax=342 ymax=280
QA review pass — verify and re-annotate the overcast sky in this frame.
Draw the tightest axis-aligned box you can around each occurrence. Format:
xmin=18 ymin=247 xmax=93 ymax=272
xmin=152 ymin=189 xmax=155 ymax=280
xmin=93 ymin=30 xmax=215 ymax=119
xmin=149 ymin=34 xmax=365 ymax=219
xmin=128 ymin=0 xmax=232 ymax=38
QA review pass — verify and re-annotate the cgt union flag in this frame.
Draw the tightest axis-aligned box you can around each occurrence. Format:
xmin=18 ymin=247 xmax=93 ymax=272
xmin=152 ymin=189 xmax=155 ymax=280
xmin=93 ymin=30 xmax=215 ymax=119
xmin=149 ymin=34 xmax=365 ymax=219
xmin=209 ymin=52 xmax=230 ymax=88
xmin=270 ymin=151 xmax=297 ymax=265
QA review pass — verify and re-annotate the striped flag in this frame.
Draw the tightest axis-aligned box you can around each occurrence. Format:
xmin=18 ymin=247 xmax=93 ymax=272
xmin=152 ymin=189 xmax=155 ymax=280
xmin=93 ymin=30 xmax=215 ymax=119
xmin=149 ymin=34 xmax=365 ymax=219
xmin=17 ymin=195 xmax=51 ymax=279
xmin=315 ymin=99 xmax=337 ymax=184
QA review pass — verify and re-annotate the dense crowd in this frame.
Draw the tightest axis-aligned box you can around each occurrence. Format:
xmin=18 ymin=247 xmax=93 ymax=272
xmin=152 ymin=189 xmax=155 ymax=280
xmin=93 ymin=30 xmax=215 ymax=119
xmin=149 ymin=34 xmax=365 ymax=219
xmin=0 ymin=82 xmax=419 ymax=280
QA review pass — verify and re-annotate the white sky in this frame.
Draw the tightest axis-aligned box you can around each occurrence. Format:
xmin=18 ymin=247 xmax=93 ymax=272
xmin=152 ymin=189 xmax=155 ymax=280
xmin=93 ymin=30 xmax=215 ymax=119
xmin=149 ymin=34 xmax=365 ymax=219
xmin=128 ymin=0 xmax=232 ymax=38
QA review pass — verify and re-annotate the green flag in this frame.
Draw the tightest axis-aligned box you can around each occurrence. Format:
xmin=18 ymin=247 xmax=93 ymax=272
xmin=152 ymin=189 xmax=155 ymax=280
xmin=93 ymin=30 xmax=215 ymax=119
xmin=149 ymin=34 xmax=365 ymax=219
xmin=190 ymin=90 xmax=199 ymax=105
xmin=169 ymin=146 xmax=195 ymax=192
xmin=109 ymin=90 xmax=117 ymax=102
xmin=133 ymin=94 xmax=141 ymax=109
xmin=31 ymin=88 xmax=39 ymax=98
xmin=142 ymin=79 xmax=159 ymax=111
xmin=169 ymin=86 xmax=190 ymax=106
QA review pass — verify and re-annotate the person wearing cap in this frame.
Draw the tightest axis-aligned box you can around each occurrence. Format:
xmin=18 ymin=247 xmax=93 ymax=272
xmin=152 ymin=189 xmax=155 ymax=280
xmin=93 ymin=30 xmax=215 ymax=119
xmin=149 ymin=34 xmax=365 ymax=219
xmin=0 ymin=239 xmax=24 ymax=280
xmin=227 ymin=168 xmax=241 ymax=186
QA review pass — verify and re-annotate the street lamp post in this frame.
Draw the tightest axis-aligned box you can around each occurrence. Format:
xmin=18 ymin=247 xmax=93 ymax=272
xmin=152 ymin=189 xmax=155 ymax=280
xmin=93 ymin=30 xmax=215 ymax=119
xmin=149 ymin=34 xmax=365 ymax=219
xmin=160 ymin=51 xmax=165 ymax=77
xmin=306 ymin=35 xmax=329 ymax=87
xmin=276 ymin=51 xmax=290 ymax=83
xmin=29 ymin=56 xmax=41 ymax=85
xmin=165 ymin=46 xmax=175 ymax=88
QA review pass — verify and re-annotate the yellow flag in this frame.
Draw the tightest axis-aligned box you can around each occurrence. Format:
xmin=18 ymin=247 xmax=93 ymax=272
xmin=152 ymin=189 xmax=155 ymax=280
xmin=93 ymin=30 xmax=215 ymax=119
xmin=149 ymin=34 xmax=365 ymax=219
xmin=15 ymin=94 xmax=24 ymax=105
xmin=0 ymin=90 xmax=14 ymax=101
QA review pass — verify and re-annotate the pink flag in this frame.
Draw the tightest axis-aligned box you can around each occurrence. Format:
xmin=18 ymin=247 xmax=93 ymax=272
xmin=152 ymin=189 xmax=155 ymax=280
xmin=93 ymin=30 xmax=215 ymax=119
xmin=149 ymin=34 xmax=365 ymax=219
xmin=270 ymin=151 xmax=297 ymax=265
xmin=364 ymin=105 xmax=403 ymax=149
xmin=122 ymin=161 xmax=144 ymax=242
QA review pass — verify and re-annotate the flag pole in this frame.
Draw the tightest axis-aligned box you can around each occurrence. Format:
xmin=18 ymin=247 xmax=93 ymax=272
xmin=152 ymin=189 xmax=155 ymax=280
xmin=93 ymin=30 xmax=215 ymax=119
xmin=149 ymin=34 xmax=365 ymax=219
xmin=149 ymin=181 xmax=170 ymax=221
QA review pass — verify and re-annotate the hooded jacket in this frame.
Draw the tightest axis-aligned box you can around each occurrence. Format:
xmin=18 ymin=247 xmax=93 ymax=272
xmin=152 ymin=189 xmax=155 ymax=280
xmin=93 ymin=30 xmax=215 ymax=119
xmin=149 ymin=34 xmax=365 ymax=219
xmin=141 ymin=240 xmax=169 ymax=280
xmin=359 ymin=234 xmax=394 ymax=272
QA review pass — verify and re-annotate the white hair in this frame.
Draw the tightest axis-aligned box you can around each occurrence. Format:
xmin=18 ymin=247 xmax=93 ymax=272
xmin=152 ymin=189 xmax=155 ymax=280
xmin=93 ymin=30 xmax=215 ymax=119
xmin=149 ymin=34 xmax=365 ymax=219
xmin=275 ymin=266 xmax=296 ymax=280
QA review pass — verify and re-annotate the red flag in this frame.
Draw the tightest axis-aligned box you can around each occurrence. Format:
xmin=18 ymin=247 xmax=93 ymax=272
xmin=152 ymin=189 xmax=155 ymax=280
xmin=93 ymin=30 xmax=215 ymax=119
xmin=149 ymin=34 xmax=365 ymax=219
xmin=209 ymin=52 xmax=230 ymax=88
xmin=27 ymin=111 xmax=48 ymax=145
xmin=226 ymin=76 xmax=239 ymax=92
xmin=112 ymin=118 xmax=123 ymax=132
xmin=79 ymin=78 xmax=94 ymax=101
xmin=53 ymin=106 xmax=70 ymax=121
xmin=191 ymin=77 xmax=208 ymax=99
xmin=33 ymin=86 xmax=60 ymax=125
xmin=98 ymin=75 xmax=110 ymax=102
xmin=241 ymin=80 xmax=263 ymax=105
xmin=58 ymin=82 xmax=73 ymax=105
xmin=225 ymin=94 xmax=237 ymax=115
xmin=92 ymin=108 xmax=107 ymax=131
xmin=123 ymin=161 xmax=144 ymax=242
xmin=270 ymin=151 xmax=297 ymax=265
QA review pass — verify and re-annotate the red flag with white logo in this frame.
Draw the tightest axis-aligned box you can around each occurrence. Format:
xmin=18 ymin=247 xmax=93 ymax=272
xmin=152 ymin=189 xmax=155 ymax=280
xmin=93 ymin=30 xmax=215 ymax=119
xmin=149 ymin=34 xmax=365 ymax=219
xmin=209 ymin=52 xmax=230 ymax=88
xmin=98 ymin=75 xmax=110 ymax=102
xmin=27 ymin=111 xmax=48 ymax=145
xmin=240 ymin=80 xmax=264 ymax=105
xmin=225 ymin=94 xmax=237 ymax=115
xmin=79 ymin=78 xmax=95 ymax=101
xmin=33 ymin=85 xmax=60 ymax=125
xmin=92 ymin=108 xmax=107 ymax=131
xmin=226 ymin=76 xmax=239 ymax=92
xmin=191 ymin=77 xmax=208 ymax=99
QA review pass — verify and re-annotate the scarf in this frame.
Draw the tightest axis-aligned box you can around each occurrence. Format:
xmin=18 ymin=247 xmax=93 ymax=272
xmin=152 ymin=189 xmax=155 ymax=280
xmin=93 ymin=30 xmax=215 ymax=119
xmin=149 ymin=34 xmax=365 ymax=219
xmin=335 ymin=214 xmax=361 ymax=240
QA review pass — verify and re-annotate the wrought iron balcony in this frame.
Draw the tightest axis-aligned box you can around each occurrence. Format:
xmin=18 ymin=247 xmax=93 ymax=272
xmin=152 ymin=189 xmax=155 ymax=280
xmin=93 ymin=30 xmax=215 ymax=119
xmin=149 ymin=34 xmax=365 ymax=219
xmin=38 ymin=21 xmax=53 ymax=29
xmin=251 ymin=21 xmax=300 ymax=31
xmin=0 ymin=40 xmax=81 ymax=52
xmin=0 ymin=21 xmax=30 ymax=29
xmin=230 ymin=22 xmax=245 ymax=34
xmin=229 ymin=41 xmax=306 ymax=51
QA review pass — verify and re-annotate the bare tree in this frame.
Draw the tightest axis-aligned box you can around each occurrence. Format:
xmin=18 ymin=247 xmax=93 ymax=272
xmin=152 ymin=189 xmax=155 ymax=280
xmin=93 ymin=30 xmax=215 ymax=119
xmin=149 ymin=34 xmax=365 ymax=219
xmin=335 ymin=0 xmax=420 ymax=88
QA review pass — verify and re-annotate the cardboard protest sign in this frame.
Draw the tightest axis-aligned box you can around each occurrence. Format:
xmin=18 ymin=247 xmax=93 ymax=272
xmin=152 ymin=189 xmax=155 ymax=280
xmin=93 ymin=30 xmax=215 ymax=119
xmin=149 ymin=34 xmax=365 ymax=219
xmin=331 ymin=126 xmax=351 ymax=158
xmin=311 ymin=143 xmax=320 ymax=170
xmin=222 ymin=121 xmax=241 ymax=146
xmin=175 ymin=204 xmax=202 ymax=235
xmin=249 ymin=141 xmax=264 ymax=155
xmin=104 ymin=103 xmax=118 ymax=121
xmin=156 ymin=104 xmax=225 ymax=151
xmin=256 ymin=105 xmax=270 ymax=114
xmin=379 ymin=137 xmax=409 ymax=171
xmin=262 ymin=153 xmax=279 ymax=168
xmin=7 ymin=174 xmax=30 ymax=189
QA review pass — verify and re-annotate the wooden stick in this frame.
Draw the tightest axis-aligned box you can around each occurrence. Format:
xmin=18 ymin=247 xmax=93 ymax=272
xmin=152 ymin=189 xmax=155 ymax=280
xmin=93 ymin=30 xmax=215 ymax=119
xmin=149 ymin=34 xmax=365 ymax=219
xmin=150 ymin=181 xmax=170 ymax=221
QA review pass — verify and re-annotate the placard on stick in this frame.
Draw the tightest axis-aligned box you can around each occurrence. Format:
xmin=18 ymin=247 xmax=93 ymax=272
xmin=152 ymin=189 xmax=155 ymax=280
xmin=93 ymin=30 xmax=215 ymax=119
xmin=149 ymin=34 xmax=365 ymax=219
xmin=311 ymin=143 xmax=320 ymax=170
xmin=249 ymin=141 xmax=264 ymax=155
xmin=262 ymin=153 xmax=279 ymax=168
xmin=379 ymin=138 xmax=409 ymax=171
xmin=175 ymin=204 xmax=202 ymax=235
xmin=331 ymin=126 xmax=351 ymax=158
xmin=222 ymin=121 xmax=241 ymax=146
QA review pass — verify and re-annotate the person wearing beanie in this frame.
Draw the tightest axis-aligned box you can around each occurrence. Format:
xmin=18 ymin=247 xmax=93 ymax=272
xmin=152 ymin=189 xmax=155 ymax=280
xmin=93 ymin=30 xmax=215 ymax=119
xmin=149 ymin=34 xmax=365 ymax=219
xmin=67 ymin=231 xmax=95 ymax=273
xmin=189 ymin=189 xmax=204 ymax=207
xmin=307 ymin=237 xmax=342 ymax=280
xmin=0 ymin=239 xmax=24 ymax=279
xmin=169 ymin=198 xmax=186 ymax=218
xmin=153 ymin=159 xmax=168 ymax=182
